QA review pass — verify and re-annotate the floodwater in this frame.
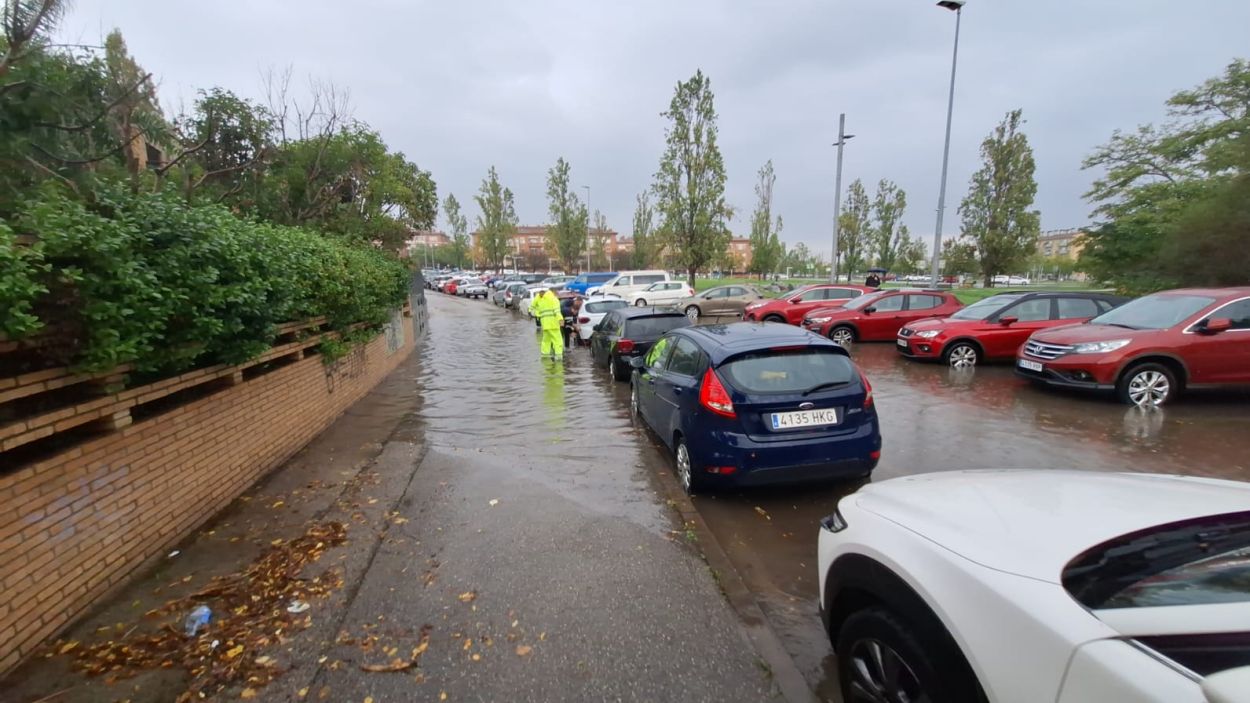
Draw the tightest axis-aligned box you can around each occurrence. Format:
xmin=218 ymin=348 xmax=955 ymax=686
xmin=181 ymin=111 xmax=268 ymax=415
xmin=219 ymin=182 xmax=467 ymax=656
xmin=430 ymin=292 xmax=1250 ymax=702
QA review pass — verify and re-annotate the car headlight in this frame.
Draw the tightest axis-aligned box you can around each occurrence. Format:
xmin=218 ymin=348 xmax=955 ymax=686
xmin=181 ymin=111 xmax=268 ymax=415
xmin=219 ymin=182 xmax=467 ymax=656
xmin=1072 ymin=339 xmax=1131 ymax=354
xmin=808 ymin=316 xmax=832 ymax=324
xmin=914 ymin=330 xmax=941 ymax=339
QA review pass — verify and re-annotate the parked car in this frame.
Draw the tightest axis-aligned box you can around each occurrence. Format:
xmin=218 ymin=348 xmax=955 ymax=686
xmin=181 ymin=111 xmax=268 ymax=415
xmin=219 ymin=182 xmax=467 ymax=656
xmin=1016 ymin=287 xmax=1250 ymax=405
xmin=575 ymin=296 xmax=629 ymax=342
xmin=674 ymin=284 xmax=767 ymax=321
xmin=516 ymin=286 xmax=550 ymax=316
xmin=492 ymin=286 xmax=510 ymax=307
xmin=444 ymin=278 xmax=464 ymax=296
xmin=587 ymin=270 xmax=671 ymax=299
xmin=630 ymin=280 xmax=695 ymax=307
xmin=589 ymin=308 xmax=691 ymax=381
xmin=742 ymin=284 xmax=872 ymax=324
xmin=898 ymin=291 xmax=1128 ymax=367
xmin=993 ymin=274 xmax=1032 ymax=286
xmin=459 ymin=280 xmax=491 ymax=299
xmin=631 ymin=323 xmax=880 ymax=494
xmin=502 ymin=282 xmax=530 ymax=309
xmin=804 ymin=289 xmax=964 ymax=346
xmin=541 ymin=275 xmax=576 ymax=288
xmin=493 ymin=274 xmax=525 ymax=291
xmin=566 ymin=271 xmax=618 ymax=295
xmin=818 ymin=470 xmax=1250 ymax=703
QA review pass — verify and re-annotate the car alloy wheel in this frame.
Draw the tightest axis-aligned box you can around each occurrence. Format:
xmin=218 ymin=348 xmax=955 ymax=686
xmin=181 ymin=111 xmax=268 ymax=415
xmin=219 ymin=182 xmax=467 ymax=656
xmin=1126 ymin=368 xmax=1171 ymax=407
xmin=675 ymin=440 xmax=694 ymax=494
xmin=830 ymin=327 xmax=855 ymax=347
xmin=946 ymin=343 xmax=978 ymax=368
xmin=685 ymin=306 xmax=701 ymax=322
xmin=846 ymin=638 xmax=925 ymax=703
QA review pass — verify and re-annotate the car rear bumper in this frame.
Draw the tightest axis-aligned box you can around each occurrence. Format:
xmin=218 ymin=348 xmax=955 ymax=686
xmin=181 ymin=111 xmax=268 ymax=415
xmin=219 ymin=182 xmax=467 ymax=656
xmin=689 ymin=421 xmax=881 ymax=486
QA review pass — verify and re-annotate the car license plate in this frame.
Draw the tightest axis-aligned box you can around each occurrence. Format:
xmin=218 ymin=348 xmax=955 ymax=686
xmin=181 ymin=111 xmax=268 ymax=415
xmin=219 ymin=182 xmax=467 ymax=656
xmin=897 ymin=338 xmax=908 ymax=348
xmin=771 ymin=408 xmax=840 ymax=430
xmin=1018 ymin=359 xmax=1044 ymax=373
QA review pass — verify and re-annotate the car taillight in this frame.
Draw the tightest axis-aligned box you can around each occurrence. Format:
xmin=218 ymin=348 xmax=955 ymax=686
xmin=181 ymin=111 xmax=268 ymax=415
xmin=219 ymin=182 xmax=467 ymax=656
xmin=859 ymin=370 xmax=874 ymax=409
xmin=699 ymin=368 xmax=736 ymax=418
xmin=616 ymin=339 xmax=636 ymax=354
xmin=578 ymin=316 xmax=591 ymax=324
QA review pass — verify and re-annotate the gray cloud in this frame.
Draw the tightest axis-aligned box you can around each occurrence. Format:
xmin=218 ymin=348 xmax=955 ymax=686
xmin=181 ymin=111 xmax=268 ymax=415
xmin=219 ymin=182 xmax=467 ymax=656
xmin=60 ymin=0 xmax=1250 ymax=258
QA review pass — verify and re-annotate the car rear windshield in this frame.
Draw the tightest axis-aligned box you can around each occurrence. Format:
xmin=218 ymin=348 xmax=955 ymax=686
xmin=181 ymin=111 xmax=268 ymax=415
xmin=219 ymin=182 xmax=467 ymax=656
xmin=1089 ymin=293 xmax=1216 ymax=330
xmin=1063 ymin=511 xmax=1250 ymax=609
xmin=623 ymin=315 xmax=689 ymax=337
xmin=585 ymin=300 xmax=628 ymax=314
xmin=949 ymin=294 xmax=1024 ymax=320
xmin=718 ymin=349 xmax=856 ymax=394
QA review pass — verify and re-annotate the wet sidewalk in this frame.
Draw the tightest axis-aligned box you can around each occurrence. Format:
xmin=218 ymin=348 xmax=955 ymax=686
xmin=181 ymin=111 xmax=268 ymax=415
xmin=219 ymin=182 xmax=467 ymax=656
xmin=3 ymin=293 xmax=782 ymax=702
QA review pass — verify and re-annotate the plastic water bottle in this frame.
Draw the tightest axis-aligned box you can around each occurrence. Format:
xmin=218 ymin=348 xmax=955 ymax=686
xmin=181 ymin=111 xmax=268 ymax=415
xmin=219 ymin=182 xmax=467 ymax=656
xmin=183 ymin=605 xmax=211 ymax=636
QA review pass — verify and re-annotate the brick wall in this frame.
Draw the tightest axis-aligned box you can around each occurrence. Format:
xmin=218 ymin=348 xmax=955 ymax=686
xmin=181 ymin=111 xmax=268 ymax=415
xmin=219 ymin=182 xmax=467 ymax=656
xmin=0 ymin=322 xmax=416 ymax=673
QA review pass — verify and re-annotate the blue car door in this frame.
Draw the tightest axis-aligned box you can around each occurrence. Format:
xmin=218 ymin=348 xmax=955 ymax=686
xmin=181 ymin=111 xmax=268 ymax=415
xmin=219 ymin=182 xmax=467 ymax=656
xmin=654 ymin=337 xmax=706 ymax=443
xmin=637 ymin=336 xmax=674 ymax=430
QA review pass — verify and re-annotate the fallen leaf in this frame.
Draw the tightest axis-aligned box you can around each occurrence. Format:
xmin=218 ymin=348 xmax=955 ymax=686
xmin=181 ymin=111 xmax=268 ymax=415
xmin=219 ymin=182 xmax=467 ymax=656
xmin=472 ymin=653 xmax=481 ymax=661
xmin=488 ymin=499 xmax=499 ymax=507
xmin=754 ymin=506 xmax=771 ymax=520
xmin=241 ymin=689 xmax=257 ymax=699
xmin=412 ymin=641 xmax=429 ymax=658
xmin=439 ymin=693 xmax=447 ymax=701
xmin=254 ymin=656 xmax=273 ymax=666
xmin=59 ymin=641 xmax=79 ymax=654
xmin=298 ymin=688 xmax=309 ymax=699
xmin=225 ymin=644 xmax=244 ymax=659
xmin=368 ymin=499 xmax=378 ymax=505
xmin=271 ymin=501 xmax=285 ymax=508
xmin=319 ymin=686 xmax=331 ymax=700
xmin=365 ymin=697 xmax=374 ymax=703
xmin=457 ymin=591 xmax=477 ymax=603
xmin=516 ymin=645 xmax=533 ymax=657
xmin=462 ymin=638 xmax=472 ymax=651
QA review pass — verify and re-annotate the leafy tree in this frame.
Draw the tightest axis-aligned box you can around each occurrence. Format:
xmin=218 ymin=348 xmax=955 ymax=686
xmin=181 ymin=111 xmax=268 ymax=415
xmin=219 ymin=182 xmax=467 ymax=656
xmin=474 ymin=165 xmax=517 ymax=272
xmin=837 ymin=178 xmax=871 ymax=276
xmin=869 ymin=179 xmax=907 ymax=271
xmin=629 ymin=191 xmax=656 ymax=268
xmin=896 ymin=231 xmax=926 ymax=274
xmin=544 ymin=157 xmax=587 ymax=273
xmin=748 ymin=160 xmax=783 ymax=278
xmin=170 ymin=88 xmax=273 ymax=203
xmin=783 ymin=242 xmax=815 ymax=274
xmin=941 ymin=238 xmax=979 ymax=277
xmin=959 ymin=109 xmax=1041 ymax=287
xmin=0 ymin=0 xmax=68 ymax=78
xmin=653 ymin=70 xmax=731 ymax=286
xmin=443 ymin=193 xmax=469 ymax=268
xmin=590 ymin=210 xmax=610 ymax=269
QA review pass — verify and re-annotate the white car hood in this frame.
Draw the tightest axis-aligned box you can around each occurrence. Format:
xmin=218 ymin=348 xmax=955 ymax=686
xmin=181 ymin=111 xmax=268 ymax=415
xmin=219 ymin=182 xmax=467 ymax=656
xmin=855 ymin=470 xmax=1250 ymax=583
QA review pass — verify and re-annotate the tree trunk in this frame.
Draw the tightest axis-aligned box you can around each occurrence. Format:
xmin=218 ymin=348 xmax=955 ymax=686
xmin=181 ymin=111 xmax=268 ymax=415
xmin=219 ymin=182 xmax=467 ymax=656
xmin=688 ymin=266 xmax=698 ymax=290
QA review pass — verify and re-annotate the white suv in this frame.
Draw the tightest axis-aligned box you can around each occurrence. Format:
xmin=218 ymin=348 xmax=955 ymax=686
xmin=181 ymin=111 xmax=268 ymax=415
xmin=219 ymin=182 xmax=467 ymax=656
xmin=587 ymin=270 xmax=671 ymax=299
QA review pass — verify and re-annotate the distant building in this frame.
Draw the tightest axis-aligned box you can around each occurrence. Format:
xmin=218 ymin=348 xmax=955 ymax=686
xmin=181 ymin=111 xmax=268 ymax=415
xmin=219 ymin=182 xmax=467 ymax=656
xmin=470 ymin=225 xmax=620 ymax=270
xmin=1037 ymin=229 xmax=1086 ymax=261
xmin=407 ymin=230 xmax=451 ymax=248
xmin=729 ymin=237 xmax=753 ymax=272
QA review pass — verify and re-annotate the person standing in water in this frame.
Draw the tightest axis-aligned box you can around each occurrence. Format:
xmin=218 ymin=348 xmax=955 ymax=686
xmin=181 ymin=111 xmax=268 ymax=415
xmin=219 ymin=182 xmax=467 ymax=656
xmin=531 ymin=289 xmax=564 ymax=360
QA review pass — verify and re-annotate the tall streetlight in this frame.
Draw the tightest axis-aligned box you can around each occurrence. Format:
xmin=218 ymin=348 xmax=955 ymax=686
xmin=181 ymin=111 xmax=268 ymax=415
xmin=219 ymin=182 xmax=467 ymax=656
xmin=929 ymin=0 xmax=965 ymax=288
xmin=581 ymin=185 xmax=592 ymax=272
xmin=830 ymin=113 xmax=855 ymax=283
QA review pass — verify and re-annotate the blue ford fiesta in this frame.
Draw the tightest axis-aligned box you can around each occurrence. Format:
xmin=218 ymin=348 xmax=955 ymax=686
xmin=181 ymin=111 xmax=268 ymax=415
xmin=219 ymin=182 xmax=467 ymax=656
xmin=630 ymin=322 xmax=881 ymax=494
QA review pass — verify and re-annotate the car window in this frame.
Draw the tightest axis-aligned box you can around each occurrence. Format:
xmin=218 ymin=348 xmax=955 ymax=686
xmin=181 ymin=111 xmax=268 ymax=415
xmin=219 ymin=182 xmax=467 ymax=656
xmin=624 ymin=315 xmax=690 ymax=337
xmin=727 ymin=287 xmax=746 ymax=297
xmin=719 ymin=350 xmax=856 ymax=394
xmin=585 ymin=300 xmax=628 ymax=314
xmin=665 ymin=338 xmax=703 ymax=377
xmin=1095 ymin=300 xmax=1114 ymax=314
xmin=635 ymin=274 xmax=666 ymax=285
xmin=1212 ymin=299 xmax=1250 ymax=329
xmin=600 ymin=312 xmax=619 ymax=334
xmin=705 ymin=288 xmax=728 ymax=299
xmin=1056 ymin=297 xmax=1100 ymax=320
xmin=1003 ymin=297 xmax=1051 ymax=322
xmin=826 ymin=288 xmax=860 ymax=300
xmin=907 ymin=294 xmax=943 ymax=310
xmin=871 ymin=295 xmax=906 ymax=312
xmin=645 ymin=336 xmax=672 ymax=371
xmin=950 ymin=294 xmax=1023 ymax=321
xmin=613 ymin=276 xmax=631 ymax=287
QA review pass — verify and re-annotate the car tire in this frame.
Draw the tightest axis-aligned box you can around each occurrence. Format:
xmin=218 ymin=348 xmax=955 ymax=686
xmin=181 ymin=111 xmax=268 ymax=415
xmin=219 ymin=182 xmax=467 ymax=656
xmin=943 ymin=342 xmax=980 ymax=368
xmin=1116 ymin=362 xmax=1178 ymax=407
xmin=764 ymin=314 xmax=786 ymax=324
xmin=611 ymin=356 xmax=631 ymax=382
xmin=674 ymin=436 xmax=701 ymax=495
xmin=635 ymin=298 xmax=647 ymax=307
xmin=685 ymin=305 xmax=701 ymax=322
xmin=630 ymin=382 xmax=642 ymax=423
xmin=836 ymin=607 xmax=980 ymax=703
xmin=829 ymin=326 xmax=856 ymax=347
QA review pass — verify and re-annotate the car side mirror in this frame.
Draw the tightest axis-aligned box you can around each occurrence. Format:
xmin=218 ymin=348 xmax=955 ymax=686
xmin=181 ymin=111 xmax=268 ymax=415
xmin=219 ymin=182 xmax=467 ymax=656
xmin=1202 ymin=317 xmax=1233 ymax=334
xmin=999 ymin=316 xmax=1018 ymax=326
xmin=789 ymin=298 xmax=801 ymax=304
xmin=863 ymin=307 xmax=876 ymax=314
xmin=629 ymin=357 xmax=644 ymax=369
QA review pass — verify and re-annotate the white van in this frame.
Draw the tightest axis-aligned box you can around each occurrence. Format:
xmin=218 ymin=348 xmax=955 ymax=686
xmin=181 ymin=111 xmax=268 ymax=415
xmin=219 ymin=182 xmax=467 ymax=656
xmin=586 ymin=270 xmax=672 ymax=299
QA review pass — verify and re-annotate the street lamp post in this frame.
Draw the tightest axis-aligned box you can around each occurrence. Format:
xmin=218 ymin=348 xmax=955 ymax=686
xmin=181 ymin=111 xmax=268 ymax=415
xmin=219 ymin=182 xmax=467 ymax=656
xmin=830 ymin=113 xmax=855 ymax=283
xmin=929 ymin=0 xmax=965 ymax=288
xmin=581 ymin=185 xmax=592 ymax=272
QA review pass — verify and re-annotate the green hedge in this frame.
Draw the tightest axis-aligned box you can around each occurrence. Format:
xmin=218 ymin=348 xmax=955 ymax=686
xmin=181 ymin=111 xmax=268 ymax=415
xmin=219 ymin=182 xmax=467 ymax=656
xmin=1 ymin=184 xmax=409 ymax=374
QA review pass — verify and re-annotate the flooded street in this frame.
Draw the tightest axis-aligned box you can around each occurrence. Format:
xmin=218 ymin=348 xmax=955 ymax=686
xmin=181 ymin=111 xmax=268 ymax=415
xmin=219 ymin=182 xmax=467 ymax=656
xmin=435 ymin=293 xmax=1250 ymax=702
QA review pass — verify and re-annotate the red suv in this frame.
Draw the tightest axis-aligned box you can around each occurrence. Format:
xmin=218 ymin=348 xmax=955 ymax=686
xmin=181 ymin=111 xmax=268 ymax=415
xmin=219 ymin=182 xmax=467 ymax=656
xmin=742 ymin=284 xmax=872 ymax=325
xmin=803 ymin=289 xmax=963 ymax=345
xmin=897 ymin=291 xmax=1128 ymax=367
xmin=1016 ymin=287 xmax=1250 ymax=405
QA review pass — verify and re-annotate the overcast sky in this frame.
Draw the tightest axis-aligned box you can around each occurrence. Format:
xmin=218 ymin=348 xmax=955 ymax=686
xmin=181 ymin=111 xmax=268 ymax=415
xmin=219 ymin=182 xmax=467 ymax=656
xmin=59 ymin=0 xmax=1250 ymax=259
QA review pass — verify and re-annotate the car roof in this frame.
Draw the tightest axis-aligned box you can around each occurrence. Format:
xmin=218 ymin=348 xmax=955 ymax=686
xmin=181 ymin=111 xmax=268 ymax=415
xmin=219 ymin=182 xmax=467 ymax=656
xmin=853 ymin=470 xmax=1250 ymax=583
xmin=673 ymin=322 xmax=846 ymax=365
xmin=1150 ymin=287 xmax=1250 ymax=299
xmin=614 ymin=307 xmax=686 ymax=319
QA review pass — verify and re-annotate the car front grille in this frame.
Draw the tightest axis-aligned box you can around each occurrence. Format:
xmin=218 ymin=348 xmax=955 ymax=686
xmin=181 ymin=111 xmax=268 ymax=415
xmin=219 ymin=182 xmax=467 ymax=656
xmin=1024 ymin=340 xmax=1073 ymax=360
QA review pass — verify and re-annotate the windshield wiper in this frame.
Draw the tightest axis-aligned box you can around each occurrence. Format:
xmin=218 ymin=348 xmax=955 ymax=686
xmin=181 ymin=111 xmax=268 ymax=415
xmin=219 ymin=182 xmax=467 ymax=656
xmin=1101 ymin=322 xmax=1140 ymax=330
xmin=802 ymin=381 xmax=850 ymax=396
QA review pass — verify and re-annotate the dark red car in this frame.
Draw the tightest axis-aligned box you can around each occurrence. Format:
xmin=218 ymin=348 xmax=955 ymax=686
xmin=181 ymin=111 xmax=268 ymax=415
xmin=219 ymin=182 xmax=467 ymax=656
xmin=742 ymin=284 xmax=872 ymax=325
xmin=897 ymin=291 xmax=1128 ymax=367
xmin=1016 ymin=287 xmax=1250 ymax=405
xmin=803 ymin=289 xmax=964 ymax=345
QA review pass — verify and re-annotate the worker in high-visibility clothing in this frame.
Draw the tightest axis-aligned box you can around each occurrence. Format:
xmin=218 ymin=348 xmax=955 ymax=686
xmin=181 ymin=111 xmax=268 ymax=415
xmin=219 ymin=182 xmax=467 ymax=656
xmin=532 ymin=289 xmax=565 ymax=360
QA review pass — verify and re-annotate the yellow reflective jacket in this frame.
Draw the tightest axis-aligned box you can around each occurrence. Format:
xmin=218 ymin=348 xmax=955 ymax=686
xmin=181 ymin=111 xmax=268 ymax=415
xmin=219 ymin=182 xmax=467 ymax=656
xmin=537 ymin=294 xmax=562 ymax=331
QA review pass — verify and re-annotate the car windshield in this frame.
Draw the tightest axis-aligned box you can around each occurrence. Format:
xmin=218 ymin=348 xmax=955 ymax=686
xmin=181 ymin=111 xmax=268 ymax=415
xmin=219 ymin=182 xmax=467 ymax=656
xmin=623 ymin=316 xmax=689 ymax=337
xmin=1063 ymin=512 xmax=1250 ymax=609
xmin=843 ymin=292 xmax=889 ymax=311
xmin=718 ymin=349 xmax=856 ymax=394
xmin=949 ymin=294 xmax=1024 ymax=320
xmin=585 ymin=300 xmax=628 ymax=314
xmin=1089 ymin=294 xmax=1216 ymax=330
